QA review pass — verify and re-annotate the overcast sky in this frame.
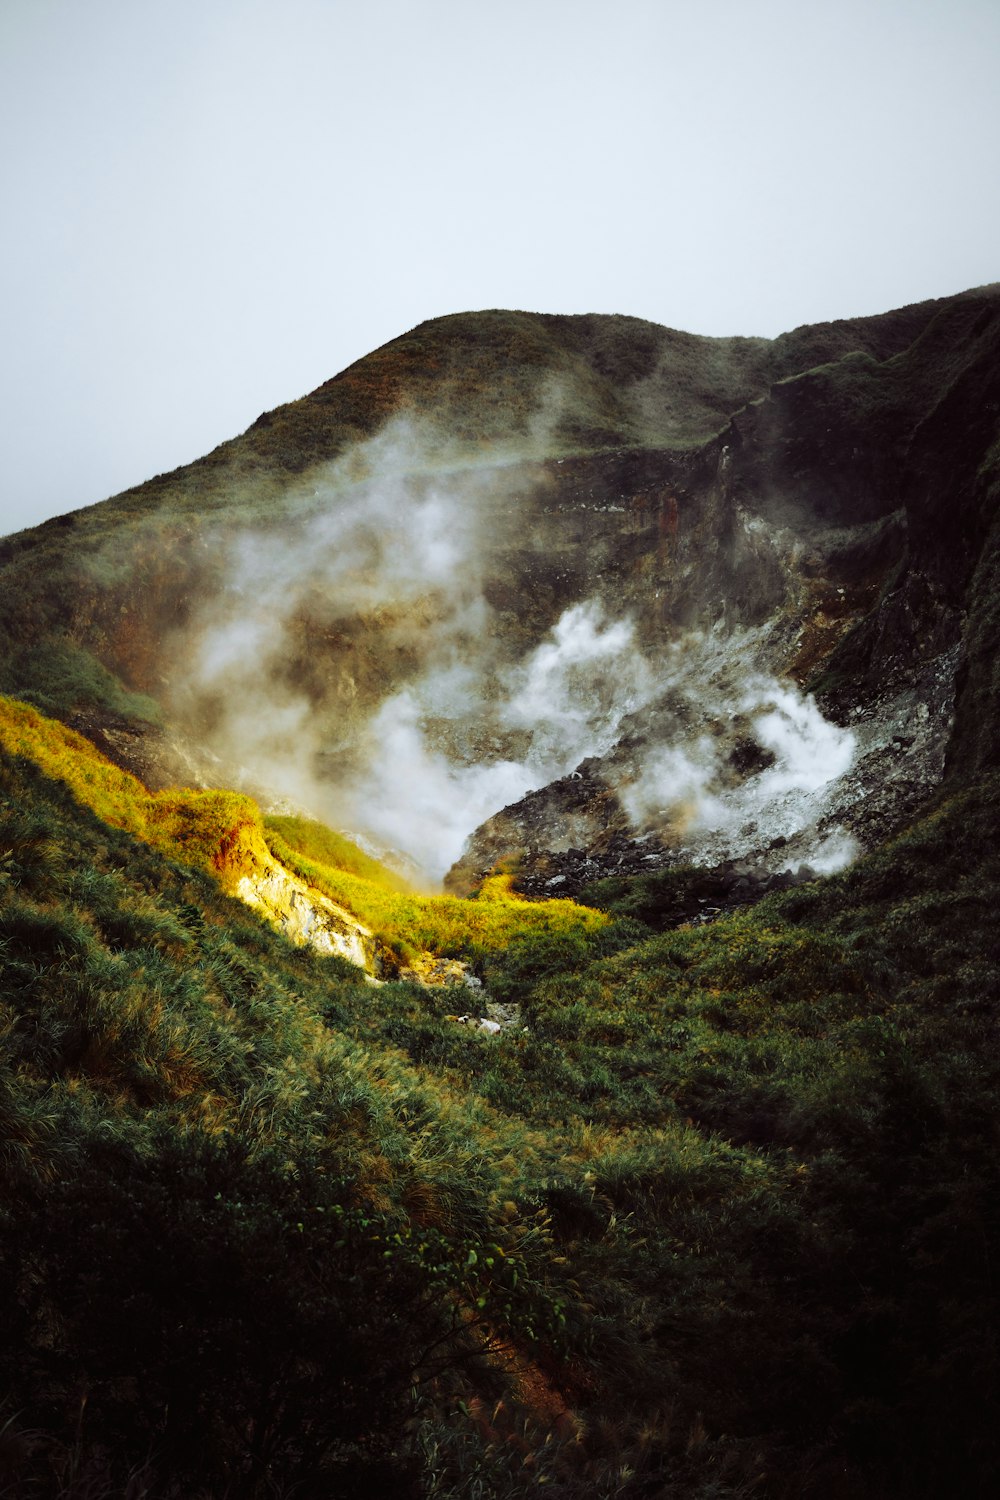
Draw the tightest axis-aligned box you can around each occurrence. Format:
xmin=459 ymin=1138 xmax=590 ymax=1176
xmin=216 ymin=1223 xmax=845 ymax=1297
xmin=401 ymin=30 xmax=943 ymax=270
xmin=1 ymin=0 xmax=998 ymax=537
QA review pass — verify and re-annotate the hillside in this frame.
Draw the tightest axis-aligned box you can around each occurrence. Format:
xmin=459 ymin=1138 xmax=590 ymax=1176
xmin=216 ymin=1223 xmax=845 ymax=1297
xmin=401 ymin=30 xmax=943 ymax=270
xmin=1 ymin=286 xmax=998 ymax=885
xmin=2 ymin=288 xmax=1000 ymax=1496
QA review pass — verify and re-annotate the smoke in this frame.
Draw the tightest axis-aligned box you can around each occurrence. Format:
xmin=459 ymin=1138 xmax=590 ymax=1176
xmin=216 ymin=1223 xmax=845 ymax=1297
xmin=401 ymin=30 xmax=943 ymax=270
xmin=619 ymin=741 xmax=728 ymax=836
xmin=619 ymin=655 xmax=859 ymax=873
xmin=320 ymin=600 xmax=662 ymax=878
xmin=501 ymin=601 xmax=654 ymax=768
xmin=176 ymin=416 xmax=860 ymax=885
xmin=803 ymin=829 xmax=860 ymax=875
xmin=193 ymin=420 xmax=490 ymax=644
xmin=174 ymin=414 xmax=585 ymax=880
xmin=748 ymin=681 xmax=856 ymax=796
xmin=332 ymin=690 xmax=536 ymax=880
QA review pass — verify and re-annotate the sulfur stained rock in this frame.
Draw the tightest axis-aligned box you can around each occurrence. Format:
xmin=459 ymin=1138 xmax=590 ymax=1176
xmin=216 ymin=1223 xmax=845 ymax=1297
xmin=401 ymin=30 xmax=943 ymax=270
xmin=236 ymin=859 xmax=380 ymax=975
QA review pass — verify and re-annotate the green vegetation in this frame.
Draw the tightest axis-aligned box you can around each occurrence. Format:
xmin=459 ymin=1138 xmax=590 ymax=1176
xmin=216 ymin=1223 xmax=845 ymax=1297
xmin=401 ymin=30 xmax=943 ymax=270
xmin=0 ymin=638 xmax=163 ymax=724
xmin=3 ymin=289 xmax=1000 ymax=1494
xmin=0 ymin=696 xmax=269 ymax=889
xmin=265 ymin=813 xmax=414 ymax=891
xmin=266 ymin=814 xmax=608 ymax=967
xmin=3 ymin=693 xmax=1000 ymax=1495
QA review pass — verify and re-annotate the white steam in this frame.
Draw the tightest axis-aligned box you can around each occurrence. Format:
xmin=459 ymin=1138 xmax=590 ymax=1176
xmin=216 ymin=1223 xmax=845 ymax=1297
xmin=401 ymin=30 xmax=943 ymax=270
xmin=335 ymin=690 xmax=535 ymax=879
xmin=502 ymin=601 xmax=654 ymax=768
xmin=328 ymin=600 xmax=659 ymax=880
xmin=749 ymin=682 xmax=856 ymax=796
xmin=176 ymin=417 xmax=860 ymax=885
xmin=620 ymin=659 xmax=859 ymax=873
xmin=619 ymin=741 xmax=728 ymax=832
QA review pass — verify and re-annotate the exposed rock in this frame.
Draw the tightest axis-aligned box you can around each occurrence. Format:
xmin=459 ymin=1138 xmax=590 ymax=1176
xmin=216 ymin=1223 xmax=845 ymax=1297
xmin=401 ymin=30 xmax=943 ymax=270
xmin=235 ymin=860 xmax=384 ymax=976
xmin=446 ymin=1014 xmax=503 ymax=1036
xmin=399 ymin=954 xmax=479 ymax=988
xmin=446 ymin=626 xmax=961 ymax=902
xmin=66 ymin=708 xmax=214 ymax=792
xmin=446 ymin=759 xmax=630 ymax=897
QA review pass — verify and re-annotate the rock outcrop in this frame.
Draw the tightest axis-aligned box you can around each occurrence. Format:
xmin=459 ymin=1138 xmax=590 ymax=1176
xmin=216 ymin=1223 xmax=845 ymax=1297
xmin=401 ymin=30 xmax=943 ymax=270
xmin=235 ymin=861 xmax=380 ymax=974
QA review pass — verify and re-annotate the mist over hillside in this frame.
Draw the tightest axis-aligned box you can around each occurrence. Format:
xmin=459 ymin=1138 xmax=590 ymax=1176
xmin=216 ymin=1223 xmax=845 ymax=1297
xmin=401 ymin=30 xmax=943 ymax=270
xmin=2 ymin=287 xmax=1000 ymax=1497
xmin=3 ymin=286 xmax=998 ymax=890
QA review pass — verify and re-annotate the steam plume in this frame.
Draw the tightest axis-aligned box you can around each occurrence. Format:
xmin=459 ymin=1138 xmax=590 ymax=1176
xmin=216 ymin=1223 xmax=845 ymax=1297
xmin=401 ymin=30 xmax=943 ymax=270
xmin=174 ymin=417 xmax=859 ymax=884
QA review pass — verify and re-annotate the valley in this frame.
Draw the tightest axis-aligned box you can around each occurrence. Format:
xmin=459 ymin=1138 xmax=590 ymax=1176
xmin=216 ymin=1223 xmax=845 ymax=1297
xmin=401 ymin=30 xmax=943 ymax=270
xmin=1 ymin=287 xmax=999 ymax=1497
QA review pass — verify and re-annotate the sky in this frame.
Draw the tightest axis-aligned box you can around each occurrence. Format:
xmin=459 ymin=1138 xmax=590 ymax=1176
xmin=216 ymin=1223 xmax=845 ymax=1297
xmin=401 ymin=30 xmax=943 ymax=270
xmin=1 ymin=0 xmax=998 ymax=538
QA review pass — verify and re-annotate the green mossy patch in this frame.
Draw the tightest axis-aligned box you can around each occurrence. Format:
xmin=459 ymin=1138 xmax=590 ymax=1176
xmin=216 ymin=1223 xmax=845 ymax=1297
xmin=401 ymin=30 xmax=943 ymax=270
xmin=2 ymin=715 xmax=1000 ymax=1493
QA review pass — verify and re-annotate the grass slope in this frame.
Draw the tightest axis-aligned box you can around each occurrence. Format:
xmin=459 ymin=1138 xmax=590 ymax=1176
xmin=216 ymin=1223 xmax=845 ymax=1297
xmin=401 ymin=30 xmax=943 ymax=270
xmin=265 ymin=815 xmax=607 ymax=968
xmin=2 ymin=697 xmax=1000 ymax=1494
xmin=0 ymin=696 xmax=269 ymax=891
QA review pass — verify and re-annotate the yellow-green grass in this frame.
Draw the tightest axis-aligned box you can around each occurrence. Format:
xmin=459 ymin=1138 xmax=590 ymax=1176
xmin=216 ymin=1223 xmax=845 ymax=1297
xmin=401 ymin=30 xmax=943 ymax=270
xmin=0 ymin=695 xmax=269 ymax=890
xmin=265 ymin=815 xmax=608 ymax=962
xmin=264 ymin=813 xmax=413 ymax=892
xmin=0 ymin=700 xmax=608 ymax=966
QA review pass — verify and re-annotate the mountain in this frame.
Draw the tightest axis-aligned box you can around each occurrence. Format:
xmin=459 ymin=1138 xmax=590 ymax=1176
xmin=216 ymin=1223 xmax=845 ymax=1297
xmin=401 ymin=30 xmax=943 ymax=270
xmin=3 ymin=288 xmax=999 ymax=885
xmin=2 ymin=287 xmax=1000 ymax=1497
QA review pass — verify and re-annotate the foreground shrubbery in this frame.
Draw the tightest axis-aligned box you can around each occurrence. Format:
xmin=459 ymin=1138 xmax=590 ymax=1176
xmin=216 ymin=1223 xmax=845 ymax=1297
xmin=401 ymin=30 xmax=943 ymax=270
xmin=2 ymin=726 xmax=1000 ymax=1495
xmin=0 ymin=752 xmax=583 ymax=1495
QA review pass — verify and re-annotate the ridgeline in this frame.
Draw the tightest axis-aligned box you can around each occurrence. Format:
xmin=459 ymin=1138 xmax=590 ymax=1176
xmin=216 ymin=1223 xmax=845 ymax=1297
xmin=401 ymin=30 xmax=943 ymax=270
xmin=2 ymin=287 xmax=1000 ymax=1497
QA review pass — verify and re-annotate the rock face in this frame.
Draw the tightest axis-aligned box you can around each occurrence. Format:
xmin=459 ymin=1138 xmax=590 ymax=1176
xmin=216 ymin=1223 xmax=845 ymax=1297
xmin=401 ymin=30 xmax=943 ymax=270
xmin=235 ymin=862 xmax=379 ymax=973
xmin=445 ymin=624 xmax=962 ymax=899
xmin=1 ymin=287 xmax=998 ymax=893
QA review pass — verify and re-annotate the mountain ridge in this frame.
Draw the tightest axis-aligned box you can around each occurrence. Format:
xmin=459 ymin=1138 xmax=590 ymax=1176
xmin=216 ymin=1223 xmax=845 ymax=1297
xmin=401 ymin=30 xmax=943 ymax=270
xmin=3 ymin=286 xmax=1000 ymax=1494
xmin=7 ymin=284 xmax=996 ymax=545
xmin=3 ymin=285 xmax=999 ymax=890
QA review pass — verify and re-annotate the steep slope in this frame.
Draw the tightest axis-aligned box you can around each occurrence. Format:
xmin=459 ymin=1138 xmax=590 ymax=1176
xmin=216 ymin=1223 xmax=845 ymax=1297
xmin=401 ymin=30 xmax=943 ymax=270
xmin=0 ymin=695 xmax=381 ymax=969
xmin=0 ymin=695 xmax=602 ymax=984
xmin=4 ymin=289 xmax=1000 ymax=1497
xmin=2 ymin=287 xmax=998 ymax=894
xmin=451 ymin=289 xmax=1000 ymax=892
xmin=5 ymin=683 xmax=1000 ymax=1496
